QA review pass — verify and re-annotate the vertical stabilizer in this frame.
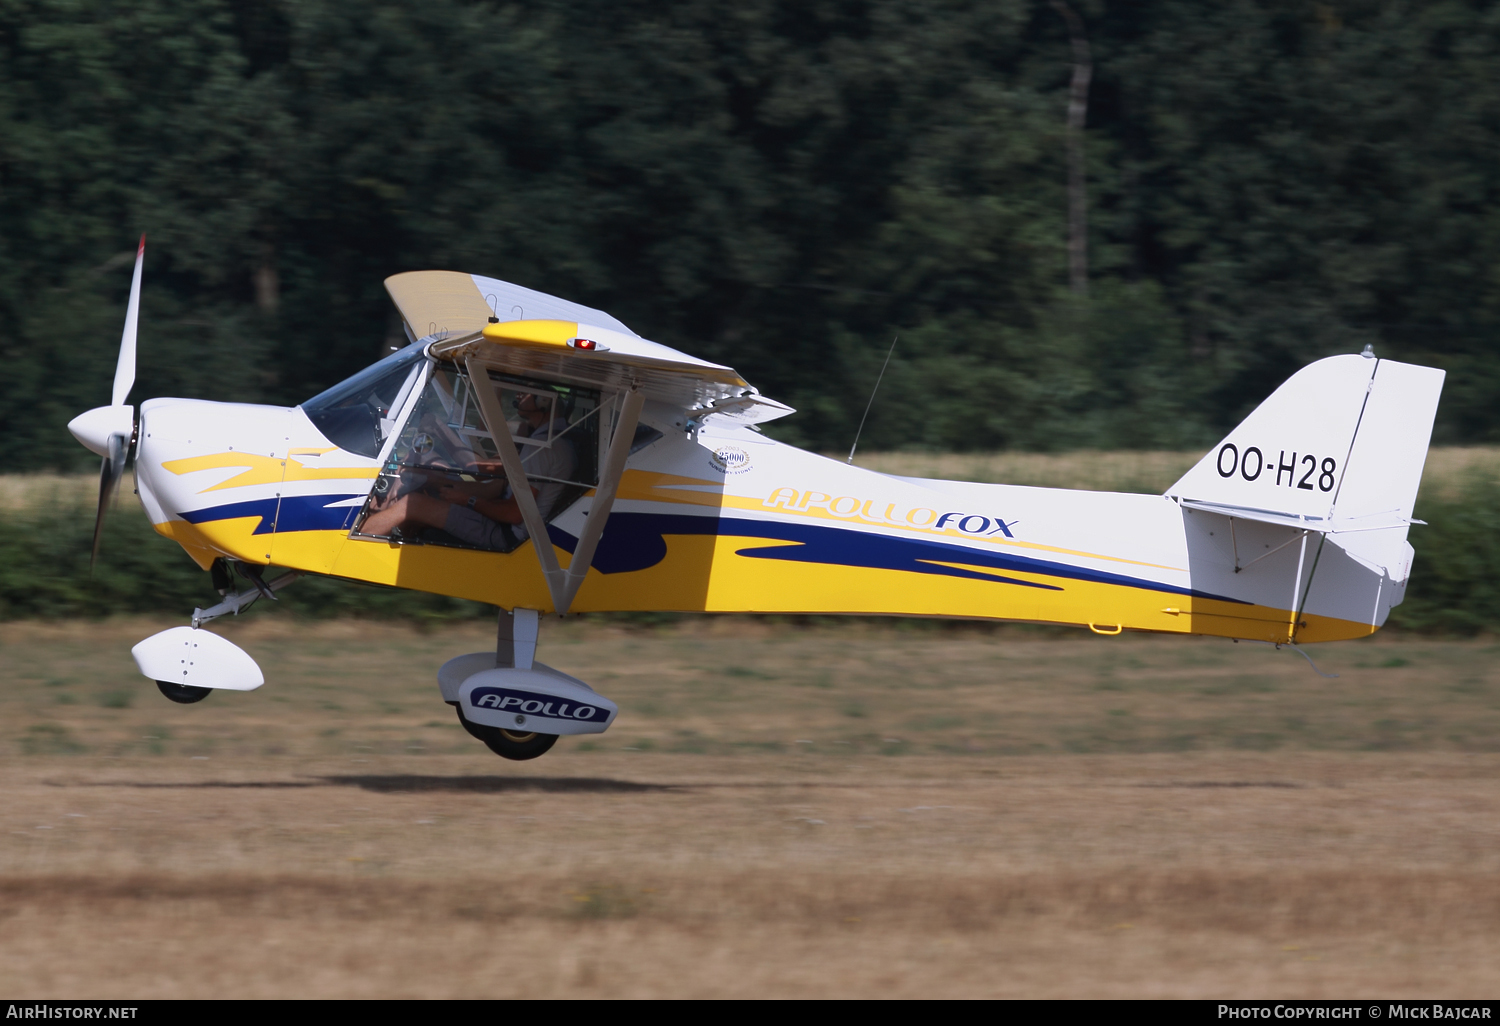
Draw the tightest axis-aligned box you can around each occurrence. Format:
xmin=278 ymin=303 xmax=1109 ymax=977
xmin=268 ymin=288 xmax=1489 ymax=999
xmin=1167 ymin=354 xmax=1378 ymax=520
xmin=1170 ymin=352 xmax=1444 ymax=635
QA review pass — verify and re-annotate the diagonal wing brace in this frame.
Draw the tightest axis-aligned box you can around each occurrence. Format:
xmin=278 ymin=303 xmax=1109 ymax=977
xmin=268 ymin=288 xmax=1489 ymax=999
xmin=464 ymin=355 xmax=642 ymax=615
xmin=466 ymin=356 xmax=567 ymax=608
xmin=557 ymin=388 xmax=644 ymax=613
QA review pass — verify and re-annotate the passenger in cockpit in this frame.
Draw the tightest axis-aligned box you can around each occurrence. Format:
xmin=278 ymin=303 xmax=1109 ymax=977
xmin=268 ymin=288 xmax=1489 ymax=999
xmin=361 ymin=390 xmax=575 ymax=550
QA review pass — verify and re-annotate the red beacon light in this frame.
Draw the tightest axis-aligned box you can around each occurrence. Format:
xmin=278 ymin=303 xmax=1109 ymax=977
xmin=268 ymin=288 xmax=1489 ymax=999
xmin=567 ymin=337 xmax=608 ymax=352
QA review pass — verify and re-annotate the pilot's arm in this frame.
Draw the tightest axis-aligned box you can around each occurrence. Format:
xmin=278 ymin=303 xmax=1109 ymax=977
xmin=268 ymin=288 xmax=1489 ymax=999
xmin=434 ymin=483 xmax=537 ymax=525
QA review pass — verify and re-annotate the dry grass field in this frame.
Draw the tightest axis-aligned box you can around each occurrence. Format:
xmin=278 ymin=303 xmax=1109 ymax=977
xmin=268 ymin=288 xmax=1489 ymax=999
xmin=1 ymin=615 xmax=1498 ymax=997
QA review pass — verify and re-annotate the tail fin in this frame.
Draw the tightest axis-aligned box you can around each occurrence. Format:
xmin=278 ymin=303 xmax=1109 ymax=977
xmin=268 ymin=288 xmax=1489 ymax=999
xmin=1169 ymin=354 xmax=1443 ymax=525
xmin=1169 ymin=352 xmax=1444 ymax=606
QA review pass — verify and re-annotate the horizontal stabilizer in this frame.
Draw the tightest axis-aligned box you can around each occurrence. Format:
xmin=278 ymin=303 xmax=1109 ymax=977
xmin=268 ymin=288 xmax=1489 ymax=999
xmin=1178 ymin=498 xmax=1422 ymax=534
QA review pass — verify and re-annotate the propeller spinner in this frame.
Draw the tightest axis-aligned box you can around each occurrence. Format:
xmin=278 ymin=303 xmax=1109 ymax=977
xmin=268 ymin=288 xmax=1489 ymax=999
xmin=67 ymin=234 xmax=144 ymax=569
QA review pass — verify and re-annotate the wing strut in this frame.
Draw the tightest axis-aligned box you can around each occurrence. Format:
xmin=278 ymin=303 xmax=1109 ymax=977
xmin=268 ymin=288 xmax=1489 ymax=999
xmin=557 ymin=387 xmax=644 ymax=613
xmin=465 ymin=356 xmax=568 ymax=608
xmin=464 ymin=356 xmax=643 ymax=615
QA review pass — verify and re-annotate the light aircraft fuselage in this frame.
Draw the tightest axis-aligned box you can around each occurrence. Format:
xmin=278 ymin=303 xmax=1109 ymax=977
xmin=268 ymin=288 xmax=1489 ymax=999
xmin=69 ymin=262 xmax=1445 ymax=759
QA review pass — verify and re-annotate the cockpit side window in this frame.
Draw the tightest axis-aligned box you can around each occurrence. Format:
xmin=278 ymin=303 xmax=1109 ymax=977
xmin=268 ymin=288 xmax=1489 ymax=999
xmin=301 ymin=343 xmax=426 ymax=458
xmin=350 ymin=364 xmax=604 ymax=552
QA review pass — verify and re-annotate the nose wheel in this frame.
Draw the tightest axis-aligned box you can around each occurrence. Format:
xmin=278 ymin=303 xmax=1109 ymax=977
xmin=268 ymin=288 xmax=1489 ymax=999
xmin=157 ymin=680 xmax=212 ymax=704
xmin=456 ymin=707 xmax=558 ymax=761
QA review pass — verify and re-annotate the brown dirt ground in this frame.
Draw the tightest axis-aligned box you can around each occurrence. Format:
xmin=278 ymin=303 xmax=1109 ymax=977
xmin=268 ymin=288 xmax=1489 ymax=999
xmin=1 ymin=617 xmax=1497 ymax=997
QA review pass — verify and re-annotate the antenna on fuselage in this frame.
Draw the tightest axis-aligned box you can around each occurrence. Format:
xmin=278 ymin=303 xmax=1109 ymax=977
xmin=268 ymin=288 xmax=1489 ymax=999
xmin=846 ymin=336 xmax=897 ymax=465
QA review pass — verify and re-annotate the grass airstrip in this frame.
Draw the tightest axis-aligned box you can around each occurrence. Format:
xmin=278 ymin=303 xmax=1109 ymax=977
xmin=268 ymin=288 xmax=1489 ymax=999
xmin=1 ymin=616 xmax=1498 ymax=998
xmin=0 ymin=452 xmax=1497 ymax=997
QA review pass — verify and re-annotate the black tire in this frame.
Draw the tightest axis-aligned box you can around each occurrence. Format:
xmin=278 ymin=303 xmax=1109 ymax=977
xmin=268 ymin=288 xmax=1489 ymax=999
xmin=157 ymin=680 xmax=212 ymax=704
xmin=456 ymin=707 xmax=558 ymax=761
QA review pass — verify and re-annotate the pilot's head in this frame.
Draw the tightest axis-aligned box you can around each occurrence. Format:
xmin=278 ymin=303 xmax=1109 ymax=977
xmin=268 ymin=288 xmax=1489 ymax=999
xmin=512 ymin=391 xmax=549 ymax=428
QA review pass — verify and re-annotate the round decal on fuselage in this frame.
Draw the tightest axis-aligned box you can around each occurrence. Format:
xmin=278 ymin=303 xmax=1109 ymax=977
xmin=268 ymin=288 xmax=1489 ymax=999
xmin=710 ymin=445 xmax=752 ymax=475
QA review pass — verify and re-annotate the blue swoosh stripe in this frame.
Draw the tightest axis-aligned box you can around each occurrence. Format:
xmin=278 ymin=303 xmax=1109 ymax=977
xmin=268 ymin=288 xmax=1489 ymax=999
xmin=179 ymin=494 xmax=365 ymax=535
xmin=179 ymin=496 xmax=1243 ymax=604
xmin=549 ymin=512 xmax=1247 ymax=603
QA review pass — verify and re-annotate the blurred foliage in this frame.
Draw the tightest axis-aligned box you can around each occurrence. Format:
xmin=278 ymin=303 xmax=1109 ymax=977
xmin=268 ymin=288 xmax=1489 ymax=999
xmin=0 ymin=486 xmax=490 ymax=620
xmin=1387 ymin=475 xmax=1500 ymax=634
xmin=7 ymin=1 xmax=1500 ymax=467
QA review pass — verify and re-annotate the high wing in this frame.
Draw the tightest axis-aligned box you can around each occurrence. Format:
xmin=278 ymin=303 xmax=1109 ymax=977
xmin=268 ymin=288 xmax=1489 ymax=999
xmin=385 ymin=271 xmax=792 ymax=422
xmin=386 ymin=269 xmax=637 ymax=340
xmin=436 ymin=319 xmax=792 ymax=419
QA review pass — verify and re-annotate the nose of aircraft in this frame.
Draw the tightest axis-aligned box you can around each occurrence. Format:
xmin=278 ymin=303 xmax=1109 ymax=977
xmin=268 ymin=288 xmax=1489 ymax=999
xmin=131 ymin=396 xmax=308 ymax=523
xmin=68 ymin=404 xmax=135 ymax=457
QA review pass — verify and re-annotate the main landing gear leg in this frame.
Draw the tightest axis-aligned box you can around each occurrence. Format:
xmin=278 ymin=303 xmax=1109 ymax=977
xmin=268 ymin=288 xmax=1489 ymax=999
xmin=455 ymin=608 xmax=559 ymax=761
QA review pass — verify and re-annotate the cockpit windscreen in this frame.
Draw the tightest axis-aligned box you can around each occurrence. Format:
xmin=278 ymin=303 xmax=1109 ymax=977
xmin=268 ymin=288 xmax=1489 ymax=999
xmin=301 ymin=343 xmax=425 ymax=458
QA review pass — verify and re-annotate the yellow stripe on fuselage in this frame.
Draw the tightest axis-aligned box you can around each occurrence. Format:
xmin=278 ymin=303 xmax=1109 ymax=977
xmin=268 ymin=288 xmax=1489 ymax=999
xmin=153 ymin=517 xmax=266 ymax=570
xmin=163 ymin=451 xmax=378 ymax=493
xmin=266 ymin=524 xmax=1375 ymax=643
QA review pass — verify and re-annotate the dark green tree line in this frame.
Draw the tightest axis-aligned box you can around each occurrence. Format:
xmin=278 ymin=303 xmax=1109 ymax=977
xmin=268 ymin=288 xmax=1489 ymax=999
xmin=4 ymin=0 xmax=1500 ymax=469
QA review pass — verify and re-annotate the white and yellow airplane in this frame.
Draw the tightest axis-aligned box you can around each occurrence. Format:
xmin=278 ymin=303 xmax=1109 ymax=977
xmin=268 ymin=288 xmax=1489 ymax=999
xmin=68 ymin=240 xmax=1445 ymax=760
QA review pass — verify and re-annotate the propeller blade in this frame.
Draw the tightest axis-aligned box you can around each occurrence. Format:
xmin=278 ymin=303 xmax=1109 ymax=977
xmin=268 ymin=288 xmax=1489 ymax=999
xmin=111 ymin=234 xmax=144 ymax=408
xmin=90 ymin=431 xmax=128 ymax=571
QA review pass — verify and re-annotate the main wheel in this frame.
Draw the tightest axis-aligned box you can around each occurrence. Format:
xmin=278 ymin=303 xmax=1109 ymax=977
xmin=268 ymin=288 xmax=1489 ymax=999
xmin=157 ymin=680 xmax=212 ymax=704
xmin=456 ymin=707 xmax=558 ymax=761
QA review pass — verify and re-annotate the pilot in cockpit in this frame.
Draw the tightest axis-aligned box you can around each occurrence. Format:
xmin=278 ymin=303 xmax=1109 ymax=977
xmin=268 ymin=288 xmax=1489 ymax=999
xmin=361 ymin=390 xmax=575 ymax=550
